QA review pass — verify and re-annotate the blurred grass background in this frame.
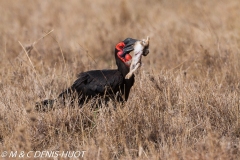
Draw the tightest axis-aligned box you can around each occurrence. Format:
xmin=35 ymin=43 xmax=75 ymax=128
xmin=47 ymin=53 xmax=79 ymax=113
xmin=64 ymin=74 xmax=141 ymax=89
xmin=1 ymin=0 xmax=240 ymax=159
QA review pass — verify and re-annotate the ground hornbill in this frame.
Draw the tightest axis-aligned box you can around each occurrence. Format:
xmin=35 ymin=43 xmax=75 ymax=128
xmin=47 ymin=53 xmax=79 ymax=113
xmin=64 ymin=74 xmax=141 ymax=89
xmin=36 ymin=38 xmax=149 ymax=110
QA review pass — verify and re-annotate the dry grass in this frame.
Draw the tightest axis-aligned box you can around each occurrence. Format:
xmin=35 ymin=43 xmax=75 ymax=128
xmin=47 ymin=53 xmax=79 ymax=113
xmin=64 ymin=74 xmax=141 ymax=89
xmin=1 ymin=0 xmax=240 ymax=159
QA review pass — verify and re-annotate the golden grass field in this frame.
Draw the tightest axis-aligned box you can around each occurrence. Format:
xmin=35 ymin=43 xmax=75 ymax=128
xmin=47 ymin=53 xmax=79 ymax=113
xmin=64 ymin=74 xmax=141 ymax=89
xmin=1 ymin=0 xmax=240 ymax=159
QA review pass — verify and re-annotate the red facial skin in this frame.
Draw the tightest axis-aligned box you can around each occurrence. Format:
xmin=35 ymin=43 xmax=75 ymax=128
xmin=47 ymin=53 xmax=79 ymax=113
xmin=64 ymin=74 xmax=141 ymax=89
xmin=116 ymin=42 xmax=132 ymax=66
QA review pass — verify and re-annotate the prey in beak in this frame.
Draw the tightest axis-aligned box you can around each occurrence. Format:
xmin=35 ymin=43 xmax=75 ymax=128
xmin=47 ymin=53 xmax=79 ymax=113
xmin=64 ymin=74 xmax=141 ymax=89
xmin=125 ymin=36 xmax=150 ymax=79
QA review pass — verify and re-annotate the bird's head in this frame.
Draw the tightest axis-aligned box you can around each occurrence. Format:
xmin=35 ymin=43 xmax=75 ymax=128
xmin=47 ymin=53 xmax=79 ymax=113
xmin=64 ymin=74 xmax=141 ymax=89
xmin=115 ymin=37 xmax=149 ymax=68
xmin=115 ymin=37 xmax=150 ymax=76
xmin=115 ymin=38 xmax=136 ymax=67
xmin=114 ymin=38 xmax=135 ymax=76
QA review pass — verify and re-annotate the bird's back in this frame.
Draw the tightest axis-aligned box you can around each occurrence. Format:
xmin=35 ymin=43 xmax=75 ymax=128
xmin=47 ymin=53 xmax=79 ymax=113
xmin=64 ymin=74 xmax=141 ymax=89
xmin=58 ymin=69 xmax=125 ymax=104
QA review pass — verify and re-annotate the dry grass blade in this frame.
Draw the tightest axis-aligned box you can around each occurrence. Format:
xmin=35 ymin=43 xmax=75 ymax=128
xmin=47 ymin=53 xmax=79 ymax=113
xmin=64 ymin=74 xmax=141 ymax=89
xmin=18 ymin=41 xmax=47 ymax=96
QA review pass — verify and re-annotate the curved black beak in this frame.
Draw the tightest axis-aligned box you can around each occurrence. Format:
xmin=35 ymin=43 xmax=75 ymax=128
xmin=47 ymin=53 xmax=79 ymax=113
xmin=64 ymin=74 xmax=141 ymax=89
xmin=122 ymin=38 xmax=137 ymax=55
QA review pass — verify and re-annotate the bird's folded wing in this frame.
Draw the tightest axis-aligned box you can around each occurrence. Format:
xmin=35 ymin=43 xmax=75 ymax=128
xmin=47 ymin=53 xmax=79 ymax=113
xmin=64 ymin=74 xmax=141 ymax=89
xmin=72 ymin=70 xmax=124 ymax=96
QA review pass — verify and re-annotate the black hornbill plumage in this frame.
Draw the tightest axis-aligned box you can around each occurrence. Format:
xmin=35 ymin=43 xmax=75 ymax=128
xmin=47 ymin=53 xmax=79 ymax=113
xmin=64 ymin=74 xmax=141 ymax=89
xmin=36 ymin=38 xmax=146 ymax=110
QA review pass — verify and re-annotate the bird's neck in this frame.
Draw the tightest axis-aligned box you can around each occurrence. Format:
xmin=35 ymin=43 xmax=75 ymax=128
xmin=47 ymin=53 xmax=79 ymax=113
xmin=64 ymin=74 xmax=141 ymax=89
xmin=118 ymin=63 xmax=130 ymax=77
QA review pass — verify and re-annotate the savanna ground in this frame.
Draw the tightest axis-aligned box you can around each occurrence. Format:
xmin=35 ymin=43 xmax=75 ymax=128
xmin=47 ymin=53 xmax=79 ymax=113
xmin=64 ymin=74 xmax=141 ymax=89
xmin=1 ymin=0 xmax=240 ymax=159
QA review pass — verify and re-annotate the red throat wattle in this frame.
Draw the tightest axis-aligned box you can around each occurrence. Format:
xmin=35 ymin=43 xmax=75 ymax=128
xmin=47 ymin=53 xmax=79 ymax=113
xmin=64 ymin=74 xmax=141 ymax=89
xmin=125 ymin=54 xmax=132 ymax=61
xmin=116 ymin=42 xmax=132 ymax=66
